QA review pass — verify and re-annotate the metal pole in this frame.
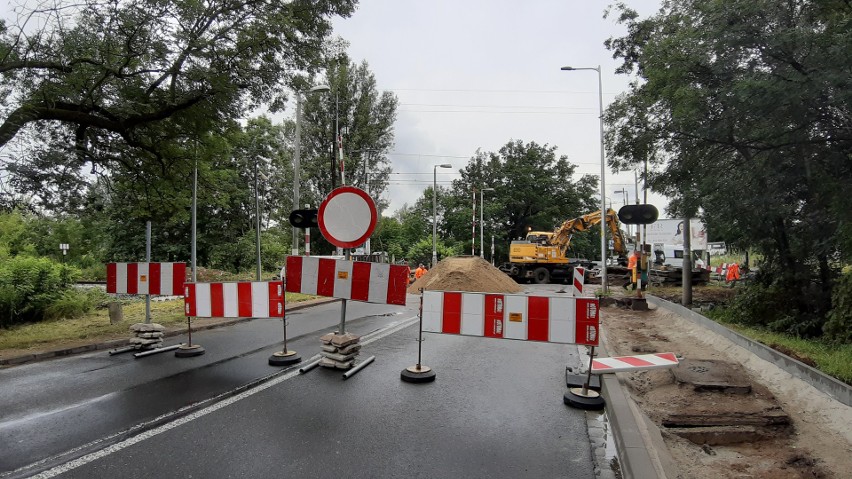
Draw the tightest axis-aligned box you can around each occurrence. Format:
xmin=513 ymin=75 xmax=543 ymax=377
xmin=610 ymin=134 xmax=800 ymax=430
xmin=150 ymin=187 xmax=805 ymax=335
xmin=417 ymin=292 xmax=424 ymax=367
xmin=192 ymin=157 xmax=197 ymax=283
xmin=596 ymin=66 xmax=608 ymax=293
xmin=255 ymin=151 xmax=262 ymax=281
xmin=299 ymin=357 xmax=322 ymax=374
xmin=583 ymin=346 xmax=596 ymax=395
xmin=338 ymin=248 xmax=350 ymax=334
xmin=134 ymin=344 xmax=183 ymax=358
xmin=342 ymin=355 xmax=375 ymax=379
xmin=471 ymin=189 xmax=476 ymax=256
xmin=480 ymin=189 xmax=484 ymax=259
xmin=292 ymin=94 xmax=302 ymax=256
xmin=334 ymin=91 xmax=339 ymax=188
xmin=145 ymin=221 xmax=151 ymax=324
xmin=432 ymin=165 xmax=438 ymax=268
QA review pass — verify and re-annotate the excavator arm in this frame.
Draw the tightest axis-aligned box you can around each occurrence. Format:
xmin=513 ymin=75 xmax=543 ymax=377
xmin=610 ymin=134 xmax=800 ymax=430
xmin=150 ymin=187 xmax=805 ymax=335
xmin=549 ymin=209 xmax=628 ymax=257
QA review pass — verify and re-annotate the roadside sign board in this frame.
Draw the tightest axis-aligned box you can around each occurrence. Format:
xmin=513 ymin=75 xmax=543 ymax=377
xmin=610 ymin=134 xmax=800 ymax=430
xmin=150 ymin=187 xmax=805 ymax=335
xmin=318 ymin=186 xmax=377 ymax=249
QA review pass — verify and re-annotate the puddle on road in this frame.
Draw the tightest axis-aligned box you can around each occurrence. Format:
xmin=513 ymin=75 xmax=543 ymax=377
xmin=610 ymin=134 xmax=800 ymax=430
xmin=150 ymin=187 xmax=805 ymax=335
xmin=586 ymin=409 xmax=622 ymax=478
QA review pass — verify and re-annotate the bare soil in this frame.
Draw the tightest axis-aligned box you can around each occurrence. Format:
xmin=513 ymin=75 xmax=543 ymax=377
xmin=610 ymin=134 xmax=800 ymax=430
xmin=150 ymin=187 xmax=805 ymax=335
xmin=601 ymin=299 xmax=852 ymax=478
xmin=407 ymin=256 xmax=522 ymax=294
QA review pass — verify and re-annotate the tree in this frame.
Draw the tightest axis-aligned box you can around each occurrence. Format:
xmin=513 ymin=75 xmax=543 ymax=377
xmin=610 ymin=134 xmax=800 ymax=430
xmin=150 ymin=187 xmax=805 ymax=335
xmin=445 ymin=141 xmax=599 ymax=261
xmin=0 ymin=0 xmax=356 ymax=168
xmin=604 ymin=1 xmax=852 ymax=337
xmin=294 ymin=53 xmax=398 ymax=207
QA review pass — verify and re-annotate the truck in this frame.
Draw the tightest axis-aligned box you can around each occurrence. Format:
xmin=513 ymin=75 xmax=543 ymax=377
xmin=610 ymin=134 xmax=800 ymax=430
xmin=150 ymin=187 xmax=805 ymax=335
xmin=498 ymin=209 xmax=628 ymax=284
xmin=648 ymin=243 xmax=710 ymax=285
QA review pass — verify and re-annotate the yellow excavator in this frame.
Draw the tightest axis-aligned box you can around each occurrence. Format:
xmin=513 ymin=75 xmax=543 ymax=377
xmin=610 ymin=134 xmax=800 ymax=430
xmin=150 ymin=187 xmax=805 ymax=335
xmin=499 ymin=209 xmax=628 ymax=284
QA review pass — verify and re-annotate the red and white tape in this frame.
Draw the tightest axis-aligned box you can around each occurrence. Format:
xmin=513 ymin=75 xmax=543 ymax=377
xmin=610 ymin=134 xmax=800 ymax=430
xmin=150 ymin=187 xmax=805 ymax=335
xmin=422 ymin=291 xmax=599 ymax=346
xmin=591 ymin=352 xmax=679 ymax=374
xmin=107 ymin=262 xmax=186 ymax=296
xmin=184 ymin=281 xmax=284 ymax=318
xmin=284 ymin=256 xmax=409 ymax=306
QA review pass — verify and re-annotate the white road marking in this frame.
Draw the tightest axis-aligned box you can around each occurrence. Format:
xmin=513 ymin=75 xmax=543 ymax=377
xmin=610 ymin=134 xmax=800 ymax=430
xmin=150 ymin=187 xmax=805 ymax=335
xmin=25 ymin=316 xmax=419 ymax=478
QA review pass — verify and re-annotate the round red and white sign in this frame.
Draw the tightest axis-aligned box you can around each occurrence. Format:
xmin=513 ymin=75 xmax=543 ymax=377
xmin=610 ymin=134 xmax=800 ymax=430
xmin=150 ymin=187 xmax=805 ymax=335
xmin=318 ymin=186 xmax=377 ymax=248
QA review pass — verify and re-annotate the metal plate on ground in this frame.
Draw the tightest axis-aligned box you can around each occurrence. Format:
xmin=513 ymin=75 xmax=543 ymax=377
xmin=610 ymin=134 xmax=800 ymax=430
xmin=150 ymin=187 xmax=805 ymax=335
xmin=671 ymin=359 xmax=752 ymax=394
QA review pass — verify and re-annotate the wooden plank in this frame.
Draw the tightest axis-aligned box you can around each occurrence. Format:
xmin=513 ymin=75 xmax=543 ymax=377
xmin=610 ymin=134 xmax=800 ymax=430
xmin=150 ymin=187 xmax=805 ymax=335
xmin=662 ymin=411 xmax=791 ymax=428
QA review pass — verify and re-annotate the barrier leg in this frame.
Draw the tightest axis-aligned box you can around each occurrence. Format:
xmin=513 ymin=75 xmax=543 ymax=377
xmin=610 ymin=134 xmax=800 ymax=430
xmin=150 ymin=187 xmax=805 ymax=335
xmin=401 ymin=291 xmax=436 ymax=384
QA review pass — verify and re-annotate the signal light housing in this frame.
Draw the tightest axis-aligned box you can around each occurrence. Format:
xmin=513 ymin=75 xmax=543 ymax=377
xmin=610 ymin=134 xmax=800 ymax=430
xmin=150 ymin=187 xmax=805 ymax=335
xmin=617 ymin=204 xmax=659 ymax=225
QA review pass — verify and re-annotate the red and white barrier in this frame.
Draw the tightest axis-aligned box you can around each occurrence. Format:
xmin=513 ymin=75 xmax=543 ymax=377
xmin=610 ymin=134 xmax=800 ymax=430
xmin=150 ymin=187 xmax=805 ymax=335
xmin=591 ymin=352 xmax=679 ymax=374
xmin=107 ymin=262 xmax=186 ymax=296
xmin=422 ymin=291 xmax=599 ymax=346
xmin=284 ymin=256 xmax=409 ymax=306
xmin=184 ymin=281 xmax=284 ymax=318
xmin=573 ymin=267 xmax=586 ymax=296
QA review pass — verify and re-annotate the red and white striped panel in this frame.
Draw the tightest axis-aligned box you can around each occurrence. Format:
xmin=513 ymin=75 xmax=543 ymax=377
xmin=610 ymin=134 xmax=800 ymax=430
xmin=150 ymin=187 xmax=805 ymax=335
xmin=184 ymin=281 xmax=284 ymax=318
xmin=284 ymin=256 xmax=409 ymax=306
xmin=591 ymin=352 xmax=679 ymax=374
xmin=422 ymin=291 xmax=599 ymax=346
xmin=106 ymin=263 xmax=186 ymax=296
xmin=573 ymin=267 xmax=587 ymax=296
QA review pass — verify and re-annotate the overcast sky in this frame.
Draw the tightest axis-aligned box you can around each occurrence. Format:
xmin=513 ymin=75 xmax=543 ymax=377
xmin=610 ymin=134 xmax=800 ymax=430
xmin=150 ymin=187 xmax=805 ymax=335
xmin=330 ymin=0 xmax=668 ymax=217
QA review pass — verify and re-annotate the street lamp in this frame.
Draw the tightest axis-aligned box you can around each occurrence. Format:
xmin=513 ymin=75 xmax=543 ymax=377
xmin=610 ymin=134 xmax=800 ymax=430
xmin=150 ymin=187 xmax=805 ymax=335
xmin=292 ymin=84 xmax=330 ymax=256
xmin=561 ymin=65 xmax=609 ymax=292
xmin=480 ymin=187 xmax=494 ymax=259
xmin=433 ymin=163 xmax=453 ymax=268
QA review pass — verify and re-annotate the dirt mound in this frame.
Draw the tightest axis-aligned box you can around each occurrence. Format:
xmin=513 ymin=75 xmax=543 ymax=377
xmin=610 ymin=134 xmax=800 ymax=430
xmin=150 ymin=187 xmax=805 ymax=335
xmin=407 ymin=256 xmax=522 ymax=294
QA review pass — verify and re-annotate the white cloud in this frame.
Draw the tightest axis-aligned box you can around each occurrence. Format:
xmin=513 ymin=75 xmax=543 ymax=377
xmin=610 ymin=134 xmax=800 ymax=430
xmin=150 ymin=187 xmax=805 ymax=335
xmin=332 ymin=0 xmax=670 ymax=217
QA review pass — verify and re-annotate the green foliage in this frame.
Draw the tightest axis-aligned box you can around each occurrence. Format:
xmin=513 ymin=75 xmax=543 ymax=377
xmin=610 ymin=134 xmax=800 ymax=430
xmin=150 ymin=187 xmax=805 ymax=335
xmin=296 ymin=54 xmax=399 ymax=202
xmin=604 ymin=0 xmax=852 ymax=338
xmin=825 ymin=271 xmax=852 ymax=343
xmin=718 ymin=279 xmax=826 ymax=338
xmin=405 ymin=238 xmax=461 ymax=267
xmin=44 ymin=288 xmax=110 ymax=321
xmin=0 ymin=256 xmax=81 ymax=327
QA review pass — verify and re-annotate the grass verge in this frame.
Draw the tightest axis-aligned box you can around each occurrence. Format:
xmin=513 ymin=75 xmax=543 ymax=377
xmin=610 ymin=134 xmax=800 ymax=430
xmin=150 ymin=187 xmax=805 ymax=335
xmin=711 ymin=317 xmax=852 ymax=385
xmin=0 ymin=292 xmax=319 ymax=354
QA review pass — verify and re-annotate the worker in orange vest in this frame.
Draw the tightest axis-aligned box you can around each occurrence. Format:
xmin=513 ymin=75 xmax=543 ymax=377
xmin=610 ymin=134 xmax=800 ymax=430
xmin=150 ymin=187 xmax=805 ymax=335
xmin=623 ymin=250 xmax=640 ymax=290
xmin=415 ymin=263 xmax=428 ymax=279
xmin=726 ymin=262 xmax=741 ymax=287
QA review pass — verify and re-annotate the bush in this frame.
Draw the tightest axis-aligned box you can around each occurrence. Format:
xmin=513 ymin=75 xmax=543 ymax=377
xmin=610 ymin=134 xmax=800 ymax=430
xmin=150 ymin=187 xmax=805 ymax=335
xmin=825 ymin=271 xmax=852 ymax=343
xmin=44 ymin=288 xmax=110 ymax=320
xmin=721 ymin=279 xmax=826 ymax=338
xmin=0 ymin=256 xmax=81 ymax=327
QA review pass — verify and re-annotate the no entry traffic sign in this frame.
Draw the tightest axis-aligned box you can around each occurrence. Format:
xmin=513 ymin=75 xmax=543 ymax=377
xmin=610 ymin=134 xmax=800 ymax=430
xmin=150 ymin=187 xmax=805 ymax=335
xmin=318 ymin=186 xmax=377 ymax=248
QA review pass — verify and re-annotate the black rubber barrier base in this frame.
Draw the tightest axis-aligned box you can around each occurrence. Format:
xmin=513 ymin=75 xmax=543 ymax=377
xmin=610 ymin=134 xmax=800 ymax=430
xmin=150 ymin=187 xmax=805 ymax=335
xmin=401 ymin=365 xmax=436 ymax=384
xmin=566 ymin=373 xmax=601 ymax=391
xmin=564 ymin=388 xmax=606 ymax=410
xmin=175 ymin=344 xmax=206 ymax=358
xmin=269 ymin=351 xmax=302 ymax=366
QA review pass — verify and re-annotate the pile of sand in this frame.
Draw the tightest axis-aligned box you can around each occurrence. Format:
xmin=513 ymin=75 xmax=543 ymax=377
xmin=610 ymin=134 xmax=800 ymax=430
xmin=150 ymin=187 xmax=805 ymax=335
xmin=407 ymin=256 xmax=523 ymax=294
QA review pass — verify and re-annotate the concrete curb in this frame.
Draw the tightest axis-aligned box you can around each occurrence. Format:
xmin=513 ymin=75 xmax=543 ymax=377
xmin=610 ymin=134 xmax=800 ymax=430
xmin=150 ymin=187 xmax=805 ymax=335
xmin=647 ymin=295 xmax=852 ymax=407
xmin=598 ymin=332 xmax=677 ymax=479
xmin=0 ymin=297 xmax=341 ymax=368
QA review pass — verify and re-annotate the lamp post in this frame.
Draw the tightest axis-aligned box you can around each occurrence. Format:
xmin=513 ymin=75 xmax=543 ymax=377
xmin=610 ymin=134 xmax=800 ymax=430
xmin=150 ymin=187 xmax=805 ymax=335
xmin=480 ymin=187 xmax=494 ymax=259
xmin=292 ymin=84 xmax=330 ymax=256
xmin=561 ymin=65 xmax=609 ymax=292
xmin=433 ymin=163 xmax=452 ymax=268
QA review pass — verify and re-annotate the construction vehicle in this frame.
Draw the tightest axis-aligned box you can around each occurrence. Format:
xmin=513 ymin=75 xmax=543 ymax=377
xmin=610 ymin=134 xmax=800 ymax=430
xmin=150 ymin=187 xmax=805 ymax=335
xmin=648 ymin=244 xmax=710 ymax=286
xmin=499 ymin=209 xmax=628 ymax=284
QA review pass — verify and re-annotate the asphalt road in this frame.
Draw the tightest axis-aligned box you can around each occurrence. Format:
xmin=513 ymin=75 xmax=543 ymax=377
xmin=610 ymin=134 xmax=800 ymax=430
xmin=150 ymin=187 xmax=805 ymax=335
xmin=2 ymin=287 xmax=595 ymax=478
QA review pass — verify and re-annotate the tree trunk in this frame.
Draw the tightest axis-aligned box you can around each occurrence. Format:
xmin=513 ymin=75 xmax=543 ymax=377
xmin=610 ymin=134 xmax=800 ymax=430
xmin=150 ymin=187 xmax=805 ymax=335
xmin=108 ymin=302 xmax=124 ymax=325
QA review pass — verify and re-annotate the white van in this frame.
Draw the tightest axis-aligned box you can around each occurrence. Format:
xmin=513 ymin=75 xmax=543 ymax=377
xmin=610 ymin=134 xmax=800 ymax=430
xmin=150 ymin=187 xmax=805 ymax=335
xmin=652 ymin=244 xmax=706 ymax=269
